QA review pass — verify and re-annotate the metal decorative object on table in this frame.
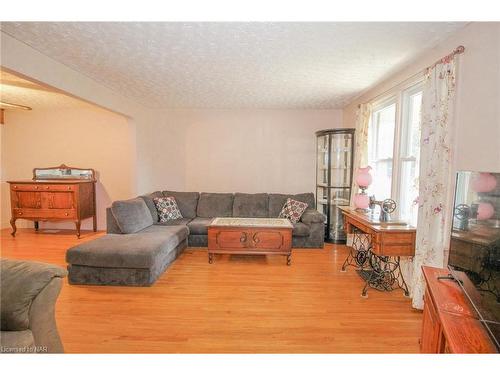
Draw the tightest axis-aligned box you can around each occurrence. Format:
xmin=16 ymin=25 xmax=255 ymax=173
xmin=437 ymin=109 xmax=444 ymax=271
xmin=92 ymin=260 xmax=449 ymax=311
xmin=369 ymin=196 xmax=397 ymax=222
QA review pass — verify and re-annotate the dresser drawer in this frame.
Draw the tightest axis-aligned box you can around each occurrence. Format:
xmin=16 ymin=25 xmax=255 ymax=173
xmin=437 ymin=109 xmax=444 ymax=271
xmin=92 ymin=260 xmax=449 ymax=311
xmin=11 ymin=184 xmax=78 ymax=192
xmin=13 ymin=208 xmax=77 ymax=219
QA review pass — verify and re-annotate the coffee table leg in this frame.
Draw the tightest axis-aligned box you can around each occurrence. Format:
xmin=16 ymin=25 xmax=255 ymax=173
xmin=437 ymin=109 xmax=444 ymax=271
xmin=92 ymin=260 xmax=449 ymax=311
xmin=287 ymin=254 xmax=291 ymax=266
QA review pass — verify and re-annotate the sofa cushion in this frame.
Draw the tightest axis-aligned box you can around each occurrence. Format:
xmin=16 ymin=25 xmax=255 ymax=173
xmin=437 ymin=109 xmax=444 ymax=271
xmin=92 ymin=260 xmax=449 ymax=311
xmin=162 ymin=191 xmax=199 ymax=219
xmin=66 ymin=225 xmax=188 ymax=269
xmin=187 ymin=217 xmax=213 ymax=235
xmin=1 ymin=259 xmax=67 ymax=331
xmin=233 ymin=193 xmax=269 ymax=218
xmin=301 ymin=209 xmax=325 ymax=224
xmin=292 ymin=222 xmax=311 ymax=237
xmin=111 ymin=198 xmax=154 ymax=234
xmin=153 ymin=196 xmax=183 ymax=222
xmin=139 ymin=191 xmax=164 ymax=223
xmin=269 ymin=193 xmax=315 ymax=217
xmin=278 ymin=198 xmax=309 ymax=223
xmin=197 ymin=193 xmax=234 ymax=218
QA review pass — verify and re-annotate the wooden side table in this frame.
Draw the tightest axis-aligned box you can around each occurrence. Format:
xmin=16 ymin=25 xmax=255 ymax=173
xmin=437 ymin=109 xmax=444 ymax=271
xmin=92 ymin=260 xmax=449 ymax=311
xmin=340 ymin=207 xmax=416 ymax=297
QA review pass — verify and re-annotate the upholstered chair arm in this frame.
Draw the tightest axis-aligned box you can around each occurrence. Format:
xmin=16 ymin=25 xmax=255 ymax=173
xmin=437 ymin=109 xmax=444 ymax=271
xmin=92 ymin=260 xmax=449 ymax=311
xmin=1 ymin=259 xmax=67 ymax=353
xmin=28 ymin=277 xmax=65 ymax=353
xmin=300 ymin=209 xmax=326 ymax=224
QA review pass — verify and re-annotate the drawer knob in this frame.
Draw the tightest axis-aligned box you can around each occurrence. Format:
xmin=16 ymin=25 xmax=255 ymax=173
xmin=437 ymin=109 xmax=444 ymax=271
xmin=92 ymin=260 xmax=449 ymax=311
xmin=65 ymin=213 xmax=69 ymax=216
xmin=68 ymin=187 xmax=71 ymax=190
xmin=18 ymin=212 xmax=23 ymax=215
xmin=240 ymin=233 xmax=247 ymax=243
xmin=14 ymin=186 xmax=17 ymax=189
xmin=46 ymin=186 xmax=49 ymax=189
xmin=35 ymin=186 xmax=39 ymax=189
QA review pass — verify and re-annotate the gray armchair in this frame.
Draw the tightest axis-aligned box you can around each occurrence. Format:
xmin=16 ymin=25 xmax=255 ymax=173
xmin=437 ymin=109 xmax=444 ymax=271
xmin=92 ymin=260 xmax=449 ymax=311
xmin=1 ymin=259 xmax=67 ymax=353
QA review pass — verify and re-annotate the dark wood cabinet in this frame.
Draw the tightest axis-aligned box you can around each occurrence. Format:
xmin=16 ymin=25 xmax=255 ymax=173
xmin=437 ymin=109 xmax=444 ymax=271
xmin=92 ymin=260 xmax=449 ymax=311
xmin=421 ymin=266 xmax=497 ymax=353
xmin=8 ymin=164 xmax=96 ymax=238
xmin=421 ymin=290 xmax=445 ymax=353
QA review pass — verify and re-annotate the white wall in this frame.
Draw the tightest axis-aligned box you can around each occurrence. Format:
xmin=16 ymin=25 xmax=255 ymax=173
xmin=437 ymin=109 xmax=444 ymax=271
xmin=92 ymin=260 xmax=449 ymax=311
xmin=151 ymin=109 xmax=344 ymax=194
xmin=0 ymin=106 xmax=135 ymax=230
xmin=343 ymin=22 xmax=500 ymax=173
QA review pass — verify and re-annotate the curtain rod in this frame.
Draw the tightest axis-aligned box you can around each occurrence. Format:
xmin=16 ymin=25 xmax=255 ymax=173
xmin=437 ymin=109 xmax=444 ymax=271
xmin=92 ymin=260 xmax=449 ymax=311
xmin=357 ymin=45 xmax=466 ymax=108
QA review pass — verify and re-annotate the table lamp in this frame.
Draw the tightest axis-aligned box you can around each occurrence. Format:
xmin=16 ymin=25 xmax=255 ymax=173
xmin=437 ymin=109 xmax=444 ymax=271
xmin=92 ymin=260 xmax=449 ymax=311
xmin=354 ymin=166 xmax=372 ymax=211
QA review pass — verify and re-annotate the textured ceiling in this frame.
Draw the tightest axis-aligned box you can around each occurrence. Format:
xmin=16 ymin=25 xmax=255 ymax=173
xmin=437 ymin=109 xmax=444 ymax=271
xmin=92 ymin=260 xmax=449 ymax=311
xmin=0 ymin=70 xmax=91 ymax=110
xmin=0 ymin=22 xmax=466 ymax=109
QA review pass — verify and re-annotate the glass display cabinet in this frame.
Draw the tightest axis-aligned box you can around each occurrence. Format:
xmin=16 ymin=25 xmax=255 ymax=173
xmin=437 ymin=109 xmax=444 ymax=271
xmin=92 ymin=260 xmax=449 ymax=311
xmin=315 ymin=129 xmax=355 ymax=243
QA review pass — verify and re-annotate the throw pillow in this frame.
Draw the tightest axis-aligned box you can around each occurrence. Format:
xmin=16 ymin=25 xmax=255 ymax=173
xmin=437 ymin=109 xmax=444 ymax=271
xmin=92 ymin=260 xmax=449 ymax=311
xmin=153 ymin=196 xmax=183 ymax=222
xmin=278 ymin=198 xmax=308 ymax=223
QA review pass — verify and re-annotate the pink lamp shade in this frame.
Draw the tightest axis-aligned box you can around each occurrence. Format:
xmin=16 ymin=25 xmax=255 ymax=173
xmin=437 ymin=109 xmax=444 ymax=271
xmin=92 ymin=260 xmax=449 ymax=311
xmin=477 ymin=202 xmax=495 ymax=220
xmin=353 ymin=193 xmax=370 ymax=209
xmin=356 ymin=166 xmax=373 ymax=188
xmin=471 ymin=172 xmax=497 ymax=193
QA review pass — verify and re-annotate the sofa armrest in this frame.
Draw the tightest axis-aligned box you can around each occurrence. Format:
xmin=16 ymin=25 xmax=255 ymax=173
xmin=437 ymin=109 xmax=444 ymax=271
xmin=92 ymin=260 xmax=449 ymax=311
xmin=300 ymin=209 xmax=325 ymax=224
xmin=1 ymin=259 xmax=67 ymax=353
xmin=106 ymin=207 xmax=123 ymax=234
xmin=29 ymin=277 xmax=65 ymax=353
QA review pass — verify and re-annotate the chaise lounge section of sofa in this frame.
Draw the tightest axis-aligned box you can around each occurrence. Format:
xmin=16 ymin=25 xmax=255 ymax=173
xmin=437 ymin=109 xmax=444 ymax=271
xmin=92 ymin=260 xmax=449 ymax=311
xmin=66 ymin=197 xmax=188 ymax=286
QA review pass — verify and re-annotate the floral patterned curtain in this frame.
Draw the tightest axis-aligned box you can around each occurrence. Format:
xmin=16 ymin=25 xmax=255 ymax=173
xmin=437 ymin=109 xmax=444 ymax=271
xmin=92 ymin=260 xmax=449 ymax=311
xmin=411 ymin=57 xmax=459 ymax=310
xmin=350 ymin=103 xmax=372 ymax=205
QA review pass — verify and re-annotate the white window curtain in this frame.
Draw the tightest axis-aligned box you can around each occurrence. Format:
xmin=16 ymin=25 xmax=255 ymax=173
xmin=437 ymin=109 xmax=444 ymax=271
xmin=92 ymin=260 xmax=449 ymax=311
xmin=411 ymin=56 xmax=459 ymax=310
xmin=350 ymin=103 xmax=372 ymax=204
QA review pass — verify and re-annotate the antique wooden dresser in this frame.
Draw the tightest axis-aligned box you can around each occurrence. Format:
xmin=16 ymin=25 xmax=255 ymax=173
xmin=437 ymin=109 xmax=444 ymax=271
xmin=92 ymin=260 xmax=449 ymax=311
xmin=8 ymin=164 xmax=97 ymax=238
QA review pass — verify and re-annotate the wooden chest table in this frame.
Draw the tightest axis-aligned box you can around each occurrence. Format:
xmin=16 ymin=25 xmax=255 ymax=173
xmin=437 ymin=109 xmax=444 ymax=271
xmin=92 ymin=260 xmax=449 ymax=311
xmin=207 ymin=217 xmax=293 ymax=265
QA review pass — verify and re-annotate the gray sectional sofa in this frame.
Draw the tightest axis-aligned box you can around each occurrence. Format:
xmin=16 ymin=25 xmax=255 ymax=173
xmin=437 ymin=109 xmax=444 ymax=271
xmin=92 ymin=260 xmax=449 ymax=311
xmin=66 ymin=191 xmax=324 ymax=286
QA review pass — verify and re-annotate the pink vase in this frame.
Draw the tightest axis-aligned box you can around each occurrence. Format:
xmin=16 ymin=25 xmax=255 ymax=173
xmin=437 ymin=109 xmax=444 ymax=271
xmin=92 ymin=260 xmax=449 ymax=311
xmin=356 ymin=166 xmax=373 ymax=188
xmin=471 ymin=173 xmax=497 ymax=193
xmin=354 ymin=193 xmax=370 ymax=209
xmin=477 ymin=202 xmax=495 ymax=220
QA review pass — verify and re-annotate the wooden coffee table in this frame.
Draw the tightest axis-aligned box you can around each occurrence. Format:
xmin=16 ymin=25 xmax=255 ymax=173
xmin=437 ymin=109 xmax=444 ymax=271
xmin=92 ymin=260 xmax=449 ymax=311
xmin=207 ymin=217 xmax=293 ymax=265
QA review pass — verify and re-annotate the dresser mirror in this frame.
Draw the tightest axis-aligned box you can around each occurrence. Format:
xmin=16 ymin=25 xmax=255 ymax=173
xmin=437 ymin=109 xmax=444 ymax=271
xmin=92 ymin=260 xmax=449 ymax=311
xmin=33 ymin=164 xmax=95 ymax=180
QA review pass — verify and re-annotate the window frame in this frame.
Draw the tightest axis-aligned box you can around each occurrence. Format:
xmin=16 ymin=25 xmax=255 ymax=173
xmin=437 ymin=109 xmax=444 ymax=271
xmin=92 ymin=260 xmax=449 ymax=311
xmin=368 ymin=78 xmax=424 ymax=220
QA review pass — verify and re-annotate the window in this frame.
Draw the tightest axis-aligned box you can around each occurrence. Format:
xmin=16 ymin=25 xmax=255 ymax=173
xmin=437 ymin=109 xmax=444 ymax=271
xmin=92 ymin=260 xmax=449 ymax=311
xmin=367 ymin=82 xmax=423 ymax=224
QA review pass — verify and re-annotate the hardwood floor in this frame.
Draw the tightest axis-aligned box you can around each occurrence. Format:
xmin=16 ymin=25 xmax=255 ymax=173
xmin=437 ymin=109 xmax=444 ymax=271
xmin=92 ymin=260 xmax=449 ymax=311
xmin=1 ymin=228 xmax=422 ymax=353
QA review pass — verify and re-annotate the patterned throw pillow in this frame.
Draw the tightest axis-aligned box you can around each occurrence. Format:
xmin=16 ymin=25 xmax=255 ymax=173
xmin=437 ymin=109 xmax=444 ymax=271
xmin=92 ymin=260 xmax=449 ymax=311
xmin=153 ymin=196 xmax=183 ymax=222
xmin=278 ymin=198 xmax=308 ymax=223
